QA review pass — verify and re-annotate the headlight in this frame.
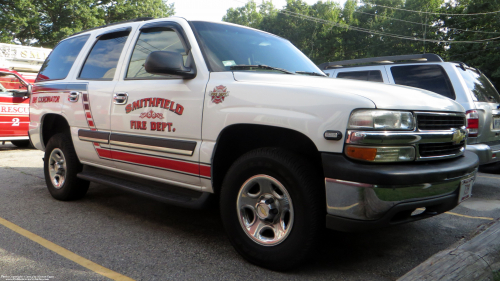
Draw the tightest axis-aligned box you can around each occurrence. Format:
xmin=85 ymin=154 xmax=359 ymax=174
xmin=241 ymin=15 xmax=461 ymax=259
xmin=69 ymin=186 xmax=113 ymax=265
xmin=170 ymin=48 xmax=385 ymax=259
xmin=348 ymin=110 xmax=414 ymax=130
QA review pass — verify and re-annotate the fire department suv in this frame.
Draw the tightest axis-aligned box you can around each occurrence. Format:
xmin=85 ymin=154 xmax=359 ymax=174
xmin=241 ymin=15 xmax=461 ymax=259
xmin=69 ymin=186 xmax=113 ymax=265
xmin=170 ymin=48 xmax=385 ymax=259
xmin=30 ymin=17 xmax=479 ymax=270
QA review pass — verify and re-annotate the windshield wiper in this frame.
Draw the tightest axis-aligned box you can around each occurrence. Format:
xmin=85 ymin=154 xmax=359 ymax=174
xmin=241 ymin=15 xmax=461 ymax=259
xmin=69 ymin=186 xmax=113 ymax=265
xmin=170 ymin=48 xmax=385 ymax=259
xmin=295 ymin=71 xmax=327 ymax=77
xmin=230 ymin=65 xmax=294 ymax=74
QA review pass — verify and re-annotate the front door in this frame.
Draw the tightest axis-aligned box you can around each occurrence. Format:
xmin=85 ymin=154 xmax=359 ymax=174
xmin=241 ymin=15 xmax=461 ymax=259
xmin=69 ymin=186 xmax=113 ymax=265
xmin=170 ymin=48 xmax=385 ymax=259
xmin=110 ymin=22 xmax=208 ymax=188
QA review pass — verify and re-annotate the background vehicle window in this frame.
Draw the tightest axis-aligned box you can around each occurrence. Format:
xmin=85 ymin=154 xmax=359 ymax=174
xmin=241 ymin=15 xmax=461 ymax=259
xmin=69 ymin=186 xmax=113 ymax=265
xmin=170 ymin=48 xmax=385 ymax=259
xmin=36 ymin=35 xmax=89 ymax=82
xmin=368 ymin=71 xmax=383 ymax=82
xmin=337 ymin=70 xmax=383 ymax=82
xmin=391 ymin=65 xmax=456 ymax=99
xmin=79 ymin=31 xmax=130 ymax=80
xmin=0 ymin=73 xmax=27 ymax=92
xmin=126 ymin=27 xmax=186 ymax=79
xmin=457 ymin=68 xmax=500 ymax=103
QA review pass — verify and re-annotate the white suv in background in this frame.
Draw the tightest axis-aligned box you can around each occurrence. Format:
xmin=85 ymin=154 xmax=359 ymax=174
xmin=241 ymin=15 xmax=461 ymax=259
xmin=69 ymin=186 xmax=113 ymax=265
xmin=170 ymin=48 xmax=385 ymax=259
xmin=320 ymin=54 xmax=500 ymax=167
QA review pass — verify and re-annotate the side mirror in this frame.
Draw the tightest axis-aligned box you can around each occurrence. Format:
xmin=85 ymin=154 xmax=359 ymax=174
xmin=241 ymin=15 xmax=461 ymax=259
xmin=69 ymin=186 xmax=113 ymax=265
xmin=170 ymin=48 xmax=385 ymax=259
xmin=144 ymin=51 xmax=196 ymax=79
xmin=27 ymin=84 xmax=32 ymax=96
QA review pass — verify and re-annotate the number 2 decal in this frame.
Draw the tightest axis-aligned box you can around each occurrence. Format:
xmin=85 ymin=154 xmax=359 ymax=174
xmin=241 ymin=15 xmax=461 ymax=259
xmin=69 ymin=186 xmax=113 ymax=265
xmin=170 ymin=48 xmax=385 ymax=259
xmin=12 ymin=118 xmax=20 ymax=126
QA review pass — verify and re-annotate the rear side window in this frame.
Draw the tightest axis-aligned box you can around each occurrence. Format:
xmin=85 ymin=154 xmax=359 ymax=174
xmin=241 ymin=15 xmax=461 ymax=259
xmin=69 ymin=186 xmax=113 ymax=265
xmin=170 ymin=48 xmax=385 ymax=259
xmin=337 ymin=71 xmax=383 ymax=82
xmin=36 ymin=35 xmax=89 ymax=82
xmin=79 ymin=30 xmax=130 ymax=80
xmin=391 ymin=65 xmax=455 ymax=99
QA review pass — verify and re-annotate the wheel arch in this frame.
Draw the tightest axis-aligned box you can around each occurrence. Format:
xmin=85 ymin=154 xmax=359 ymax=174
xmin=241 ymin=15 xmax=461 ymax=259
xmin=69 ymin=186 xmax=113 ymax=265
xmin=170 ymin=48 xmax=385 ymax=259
xmin=211 ymin=124 xmax=323 ymax=194
xmin=41 ymin=113 xmax=71 ymax=148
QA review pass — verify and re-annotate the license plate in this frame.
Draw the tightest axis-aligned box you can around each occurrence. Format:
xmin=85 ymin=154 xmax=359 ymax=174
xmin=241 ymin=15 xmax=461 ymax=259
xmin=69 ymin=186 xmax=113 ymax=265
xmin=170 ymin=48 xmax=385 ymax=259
xmin=494 ymin=117 xmax=500 ymax=129
xmin=458 ymin=177 xmax=474 ymax=203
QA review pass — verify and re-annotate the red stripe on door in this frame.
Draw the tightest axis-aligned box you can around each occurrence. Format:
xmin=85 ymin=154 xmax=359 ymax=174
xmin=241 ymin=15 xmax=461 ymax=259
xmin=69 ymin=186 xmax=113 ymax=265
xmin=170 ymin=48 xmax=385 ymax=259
xmin=112 ymin=150 xmax=200 ymax=175
xmin=200 ymin=165 xmax=211 ymax=177
xmin=96 ymin=148 xmax=112 ymax=158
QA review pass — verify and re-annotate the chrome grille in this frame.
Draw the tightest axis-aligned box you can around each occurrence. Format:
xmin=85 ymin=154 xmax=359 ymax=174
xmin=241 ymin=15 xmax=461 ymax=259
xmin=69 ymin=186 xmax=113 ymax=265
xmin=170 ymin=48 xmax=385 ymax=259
xmin=419 ymin=141 xmax=465 ymax=158
xmin=416 ymin=114 xmax=465 ymax=131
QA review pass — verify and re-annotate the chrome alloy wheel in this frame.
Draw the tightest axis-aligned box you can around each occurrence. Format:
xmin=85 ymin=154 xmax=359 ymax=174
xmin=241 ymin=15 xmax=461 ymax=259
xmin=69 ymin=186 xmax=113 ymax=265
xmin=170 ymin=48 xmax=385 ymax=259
xmin=48 ymin=148 xmax=67 ymax=189
xmin=236 ymin=175 xmax=294 ymax=246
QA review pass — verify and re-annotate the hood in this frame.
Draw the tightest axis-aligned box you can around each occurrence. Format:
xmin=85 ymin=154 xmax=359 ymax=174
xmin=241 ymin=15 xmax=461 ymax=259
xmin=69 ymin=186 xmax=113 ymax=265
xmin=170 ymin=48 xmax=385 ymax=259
xmin=233 ymin=72 xmax=464 ymax=113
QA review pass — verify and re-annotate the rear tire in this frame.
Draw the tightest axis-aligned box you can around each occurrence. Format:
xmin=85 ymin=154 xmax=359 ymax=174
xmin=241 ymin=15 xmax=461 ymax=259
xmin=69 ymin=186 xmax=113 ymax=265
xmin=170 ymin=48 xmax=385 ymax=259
xmin=11 ymin=140 xmax=31 ymax=148
xmin=220 ymin=148 xmax=324 ymax=271
xmin=44 ymin=133 xmax=89 ymax=200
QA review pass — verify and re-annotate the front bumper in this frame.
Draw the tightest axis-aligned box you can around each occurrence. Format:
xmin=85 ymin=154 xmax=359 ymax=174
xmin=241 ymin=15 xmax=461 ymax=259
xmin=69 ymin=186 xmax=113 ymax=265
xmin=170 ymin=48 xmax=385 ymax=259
xmin=322 ymin=151 xmax=479 ymax=232
xmin=466 ymin=143 xmax=500 ymax=165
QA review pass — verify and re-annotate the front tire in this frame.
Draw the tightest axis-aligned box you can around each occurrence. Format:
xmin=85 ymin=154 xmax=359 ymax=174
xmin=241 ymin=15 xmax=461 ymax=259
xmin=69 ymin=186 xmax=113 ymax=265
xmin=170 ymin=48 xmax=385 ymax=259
xmin=44 ymin=133 xmax=89 ymax=200
xmin=220 ymin=148 xmax=324 ymax=271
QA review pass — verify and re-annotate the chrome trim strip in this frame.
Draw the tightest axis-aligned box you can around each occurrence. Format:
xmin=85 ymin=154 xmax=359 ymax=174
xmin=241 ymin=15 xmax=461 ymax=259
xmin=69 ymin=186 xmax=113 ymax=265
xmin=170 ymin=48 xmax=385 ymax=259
xmin=79 ymin=136 xmax=108 ymax=143
xmin=78 ymin=129 xmax=110 ymax=144
xmin=414 ymin=111 xmax=465 ymax=117
xmin=325 ymin=170 xmax=477 ymax=220
xmin=0 ymin=136 xmax=29 ymax=141
xmin=109 ymin=140 xmax=193 ymax=156
xmin=346 ymin=128 xmax=467 ymax=145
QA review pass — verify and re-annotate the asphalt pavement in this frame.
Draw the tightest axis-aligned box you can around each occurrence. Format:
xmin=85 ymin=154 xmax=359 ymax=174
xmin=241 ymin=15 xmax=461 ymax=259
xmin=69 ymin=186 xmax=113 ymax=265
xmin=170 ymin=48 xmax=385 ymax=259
xmin=0 ymin=142 xmax=499 ymax=281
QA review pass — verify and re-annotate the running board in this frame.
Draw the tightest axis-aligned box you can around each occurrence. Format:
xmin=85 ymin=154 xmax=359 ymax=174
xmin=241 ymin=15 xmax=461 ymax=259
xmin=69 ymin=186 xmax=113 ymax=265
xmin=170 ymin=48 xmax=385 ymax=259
xmin=77 ymin=165 xmax=212 ymax=209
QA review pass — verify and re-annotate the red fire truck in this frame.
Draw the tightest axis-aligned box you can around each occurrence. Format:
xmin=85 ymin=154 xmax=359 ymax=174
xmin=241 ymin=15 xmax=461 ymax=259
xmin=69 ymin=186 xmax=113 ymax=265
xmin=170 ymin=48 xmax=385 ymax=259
xmin=0 ymin=68 xmax=31 ymax=147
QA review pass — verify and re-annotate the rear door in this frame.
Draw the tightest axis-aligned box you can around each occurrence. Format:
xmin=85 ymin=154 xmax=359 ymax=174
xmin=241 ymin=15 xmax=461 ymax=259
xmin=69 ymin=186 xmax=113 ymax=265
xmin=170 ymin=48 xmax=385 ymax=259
xmin=69 ymin=28 xmax=135 ymax=166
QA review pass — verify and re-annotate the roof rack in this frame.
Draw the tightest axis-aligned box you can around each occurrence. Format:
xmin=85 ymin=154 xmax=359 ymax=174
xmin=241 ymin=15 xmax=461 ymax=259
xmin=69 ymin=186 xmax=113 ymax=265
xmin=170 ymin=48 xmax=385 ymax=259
xmin=318 ymin=54 xmax=444 ymax=70
xmin=69 ymin=17 xmax=155 ymax=37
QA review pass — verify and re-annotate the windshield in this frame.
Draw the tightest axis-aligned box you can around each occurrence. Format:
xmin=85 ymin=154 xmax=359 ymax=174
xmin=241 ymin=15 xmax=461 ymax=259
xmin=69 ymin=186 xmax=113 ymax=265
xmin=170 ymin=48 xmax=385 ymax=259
xmin=457 ymin=67 xmax=500 ymax=103
xmin=190 ymin=21 xmax=323 ymax=75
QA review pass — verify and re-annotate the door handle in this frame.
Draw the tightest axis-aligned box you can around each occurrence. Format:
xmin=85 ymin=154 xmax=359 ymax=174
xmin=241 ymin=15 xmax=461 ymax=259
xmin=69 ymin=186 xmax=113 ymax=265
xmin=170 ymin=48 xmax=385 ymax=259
xmin=68 ymin=91 xmax=80 ymax=102
xmin=114 ymin=92 xmax=128 ymax=105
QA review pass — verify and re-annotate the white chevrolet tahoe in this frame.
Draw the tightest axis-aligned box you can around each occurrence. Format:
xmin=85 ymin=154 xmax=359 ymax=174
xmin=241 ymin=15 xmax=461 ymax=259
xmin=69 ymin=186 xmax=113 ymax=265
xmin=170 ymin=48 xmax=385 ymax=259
xmin=29 ymin=17 xmax=479 ymax=270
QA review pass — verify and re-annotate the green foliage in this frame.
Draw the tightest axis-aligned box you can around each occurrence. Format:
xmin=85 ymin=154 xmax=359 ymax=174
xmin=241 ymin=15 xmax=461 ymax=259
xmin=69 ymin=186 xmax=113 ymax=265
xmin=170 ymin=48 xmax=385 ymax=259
xmin=0 ymin=0 xmax=175 ymax=47
xmin=222 ymin=0 xmax=500 ymax=88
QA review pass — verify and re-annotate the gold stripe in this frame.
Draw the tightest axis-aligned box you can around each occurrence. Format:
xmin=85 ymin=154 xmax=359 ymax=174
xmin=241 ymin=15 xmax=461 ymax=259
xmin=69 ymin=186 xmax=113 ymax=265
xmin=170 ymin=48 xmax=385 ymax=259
xmin=0 ymin=216 xmax=135 ymax=281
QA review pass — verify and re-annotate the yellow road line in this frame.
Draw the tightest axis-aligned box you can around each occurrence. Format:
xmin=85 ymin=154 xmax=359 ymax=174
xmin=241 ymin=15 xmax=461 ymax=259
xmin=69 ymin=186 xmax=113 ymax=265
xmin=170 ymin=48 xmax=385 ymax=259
xmin=444 ymin=211 xmax=495 ymax=221
xmin=0 ymin=216 xmax=135 ymax=281
xmin=416 ymin=208 xmax=494 ymax=220
xmin=477 ymin=175 xmax=500 ymax=180
xmin=328 ymin=203 xmax=359 ymax=211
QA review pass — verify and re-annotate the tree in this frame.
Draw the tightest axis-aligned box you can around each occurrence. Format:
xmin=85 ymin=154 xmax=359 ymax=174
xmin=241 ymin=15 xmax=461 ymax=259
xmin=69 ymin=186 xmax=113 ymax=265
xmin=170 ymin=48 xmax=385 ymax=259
xmin=0 ymin=0 xmax=175 ymax=47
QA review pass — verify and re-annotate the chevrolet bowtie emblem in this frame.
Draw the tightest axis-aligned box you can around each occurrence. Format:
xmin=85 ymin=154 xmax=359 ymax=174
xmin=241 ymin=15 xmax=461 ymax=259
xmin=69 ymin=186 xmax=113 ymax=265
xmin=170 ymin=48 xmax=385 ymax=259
xmin=452 ymin=129 xmax=466 ymax=145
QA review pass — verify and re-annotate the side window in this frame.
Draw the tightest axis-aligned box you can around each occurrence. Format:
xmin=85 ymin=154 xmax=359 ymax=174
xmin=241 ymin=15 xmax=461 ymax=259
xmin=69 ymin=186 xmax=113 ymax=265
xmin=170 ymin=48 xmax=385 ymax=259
xmin=337 ymin=70 xmax=383 ymax=82
xmin=36 ymin=35 xmax=89 ymax=82
xmin=368 ymin=71 xmax=383 ymax=82
xmin=337 ymin=71 xmax=369 ymax=81
xmin=126 ymin=27 xmax=186 ymax=79
xmin=79 ymin=30 xmax=130 ymax=80
xmin=391 ymin=65 xmax=456 ymax=99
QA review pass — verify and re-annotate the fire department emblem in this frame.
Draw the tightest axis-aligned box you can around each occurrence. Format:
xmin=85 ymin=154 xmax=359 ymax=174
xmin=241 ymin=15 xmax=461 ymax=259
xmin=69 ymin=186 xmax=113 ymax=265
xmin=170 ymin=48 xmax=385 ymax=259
xmin=209 ymin=85 xmax=229 ymax=104
xmin=140 ymin=110 xmax=164 ymax=119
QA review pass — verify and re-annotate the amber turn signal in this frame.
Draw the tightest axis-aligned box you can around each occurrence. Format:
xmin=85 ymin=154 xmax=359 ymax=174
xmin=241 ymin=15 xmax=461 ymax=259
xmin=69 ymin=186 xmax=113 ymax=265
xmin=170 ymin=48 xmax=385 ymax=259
xmin=346 ymin=146 xmax=377 ymax=161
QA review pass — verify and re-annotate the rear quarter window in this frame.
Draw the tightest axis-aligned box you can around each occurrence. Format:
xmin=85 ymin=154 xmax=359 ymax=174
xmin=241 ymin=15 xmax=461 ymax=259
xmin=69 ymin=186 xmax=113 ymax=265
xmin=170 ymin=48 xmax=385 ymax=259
xmin=337 ymin=70 xmax=383 ymax=82
xmin=390 ymin=65 xmax=456 ymax=99
xmin=36 ymin=35 xmax=90 ymax=82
